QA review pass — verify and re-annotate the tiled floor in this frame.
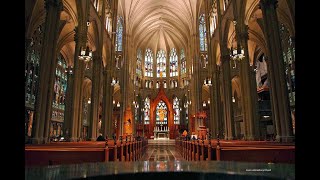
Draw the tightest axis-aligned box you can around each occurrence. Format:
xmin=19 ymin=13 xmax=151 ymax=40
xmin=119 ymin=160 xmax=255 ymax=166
xmin=140 ymin=142 xmax=184 ymax=161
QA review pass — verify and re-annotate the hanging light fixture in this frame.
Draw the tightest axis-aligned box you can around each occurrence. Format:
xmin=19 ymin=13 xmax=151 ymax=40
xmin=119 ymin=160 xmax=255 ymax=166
xmin=230 ymin=44 xmax=245 ymax=61
xmin=203 ymin=101 xmax=207 ymax=107
xmin=204 ymin=78 xmax=212 ymax=86
xmin=111 ymin=77 xmax=119 ymax=86
xmin=65 ymin=66 xmax=73 ymax=75
xmin=79 ymin=45 xmax=93 ymax=62
xmin=117 ymin=102 xmax=120 ymax=107
xmin=88 ymin=98 xmax=91 ymax=104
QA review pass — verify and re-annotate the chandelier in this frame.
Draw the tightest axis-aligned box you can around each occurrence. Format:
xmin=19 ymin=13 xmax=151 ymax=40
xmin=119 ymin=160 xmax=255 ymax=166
xmin=203 ymin=77 xmax=212 ymax=86
xmin=230 ymin=46 xmax=245 ymax=61
xmin=79 ymin=45 xmax=93 ymax=62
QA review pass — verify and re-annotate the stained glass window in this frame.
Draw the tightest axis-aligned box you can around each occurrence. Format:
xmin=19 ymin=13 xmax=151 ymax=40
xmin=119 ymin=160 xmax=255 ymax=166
xmin=25 ymin=25 xmax=42 ymax=106
xmin=170 ymin=48 xmax=178 ymax=77
xmin=51 ymin=54 xmax=68 ymax=124
xmin=279 ymin=23 xmax=295 ymax=134
xmin=157 ymin=49 xmax=166 ymax=77
xmin=180 ymin=49 xmax=186 ymax=75
xmin=93 ymin=0 xmax=99 ymax=11
xmin=115 ymin=16 xmax=123 ymax=52
xmin=144 ymin=97 xmax=150 ymax=124
xmin=156 ymin=100 xmax=168 ymax=125
xmin=136 ymin=49 xmax=142 ymax=87
xmin=25 ymin=24 xmax=43 ymax=138
xmin=173 ymin=97 xmax=180 ymax=124
xmin=223 ymin=0 xmax=230 ymax=12
xmin=199 ymin=14 xmax=208 ymax=51
xmin=170 ymin=80 xmax=178 ymax=88
xmin=136 ymin=49 xmax=142 ymax=77
xmin=145 ymin=48 xmax=153 ymax=77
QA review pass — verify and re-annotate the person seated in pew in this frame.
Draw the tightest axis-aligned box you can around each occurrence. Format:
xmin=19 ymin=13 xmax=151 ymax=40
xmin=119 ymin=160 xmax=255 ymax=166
xmin=96 ymin=133 xmax=105 ymax=141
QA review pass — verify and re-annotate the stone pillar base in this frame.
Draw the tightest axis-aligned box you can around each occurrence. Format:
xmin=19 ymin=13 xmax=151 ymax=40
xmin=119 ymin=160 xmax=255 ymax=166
xmin=31 ymin=137 xmax=44 ymax=144
xmin=245 ymin=135 xmax=257 ymax=141
xmin=277 ymin=135 xmax=295 ymax=143
xmin=227 ymin=136 xmax=234 ymax=140
xmin=69 ymin=137 xmax=79 ymax=142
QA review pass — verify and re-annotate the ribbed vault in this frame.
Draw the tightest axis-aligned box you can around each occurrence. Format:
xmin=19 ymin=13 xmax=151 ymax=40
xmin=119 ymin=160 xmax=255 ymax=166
xmin=119 ymin=0 xmax=201 ymax=52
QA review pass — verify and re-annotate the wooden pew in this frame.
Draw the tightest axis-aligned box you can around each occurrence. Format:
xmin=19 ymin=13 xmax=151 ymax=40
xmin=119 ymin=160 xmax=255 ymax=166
xmin=177 ymin=140 xmax=295 ymax=164
xmin=25 ymin=139 xmax=148 ymax=166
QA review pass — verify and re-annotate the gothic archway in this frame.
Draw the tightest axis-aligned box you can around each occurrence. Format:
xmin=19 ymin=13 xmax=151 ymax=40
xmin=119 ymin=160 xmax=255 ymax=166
xmin=150 ymin=87 xmax=174 ymax=139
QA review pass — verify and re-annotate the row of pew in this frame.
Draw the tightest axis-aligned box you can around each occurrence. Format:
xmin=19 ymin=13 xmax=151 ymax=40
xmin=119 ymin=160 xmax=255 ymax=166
xmin=25 ymin=138 xmax=148 ymax=166
xmin=175 ymin=139 xmax=295 ymax=163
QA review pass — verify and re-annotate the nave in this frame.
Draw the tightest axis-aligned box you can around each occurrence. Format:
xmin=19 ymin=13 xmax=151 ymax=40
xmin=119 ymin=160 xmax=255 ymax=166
xmin=140 ymin=140 xmax=183 ymax=161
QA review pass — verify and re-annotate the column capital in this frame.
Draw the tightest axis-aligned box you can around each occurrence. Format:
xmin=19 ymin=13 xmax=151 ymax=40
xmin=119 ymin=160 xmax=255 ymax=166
xmin=259 ymin=0 xmax=278 ymax=9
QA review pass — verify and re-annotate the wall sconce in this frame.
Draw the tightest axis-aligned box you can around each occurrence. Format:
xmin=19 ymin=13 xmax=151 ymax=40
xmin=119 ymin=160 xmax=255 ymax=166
xmin=203 ymin=101 xmax=207 ymax=107
xmin=65 ymin=66 xmax=73 ymax=75
xmin=88 ymin=98 xmax=91 ymax=104
xmin=232 ymin=96 xmax=235 ymax=103
xmin=117 ymin=102 xmax=120 ymax=107
xmin=208 ymin=98 xmax=210 ymax=104
xmin=113 ymin=100 xmax=115 ymax=104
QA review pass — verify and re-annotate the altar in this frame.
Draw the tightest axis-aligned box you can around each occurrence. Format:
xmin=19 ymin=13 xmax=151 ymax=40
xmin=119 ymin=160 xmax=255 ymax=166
xmin=153 ymin=126 xmax=170 ymax=140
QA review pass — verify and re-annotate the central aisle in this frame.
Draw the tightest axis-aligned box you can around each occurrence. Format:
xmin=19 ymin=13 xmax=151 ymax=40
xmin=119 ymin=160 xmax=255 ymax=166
xmin=140 ymin=140 xmax=184 ymax=161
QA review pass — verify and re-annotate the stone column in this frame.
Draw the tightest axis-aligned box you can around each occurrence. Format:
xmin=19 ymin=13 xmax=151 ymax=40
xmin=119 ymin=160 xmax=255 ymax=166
xmin=259 ymin=0 xmax=294 ymax=142
xmin=237 ymin=25 xmax=259 ymax=140
xmin=88 ymin=54 xmax=102 ymax=141
xmin=64 ymin=68 xmax=73 ymax=140
xmin=102 ymin=68 xmax=114 ymax=137
xmin=220 ymin=54 xmax=235 ymax=140
xmin=68 ymin=26 xmax=87 ymax=142
xmin=210 ymin=63 xmax=221 ymax=139
xmin=76 ymin=61 xmax=85 ymax=139
xmin=33 ymin=0 xmax=63 ymax=144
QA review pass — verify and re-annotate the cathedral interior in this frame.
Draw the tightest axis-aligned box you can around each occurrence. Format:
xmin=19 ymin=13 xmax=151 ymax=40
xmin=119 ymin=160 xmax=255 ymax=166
xmin=25 ymin=0 xmax=295 ymax=179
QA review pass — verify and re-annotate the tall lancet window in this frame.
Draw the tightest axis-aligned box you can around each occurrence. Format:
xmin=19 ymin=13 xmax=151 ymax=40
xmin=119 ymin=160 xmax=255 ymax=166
xmin=145 ymin=48 xmax=153 ymax=77
xmin=173 ymin=97 xmax=180 ymax=124
xmin=157 ymin=49 xmax=166 ymax=77
xmin=25 ymin=25 xmax=42 ymax=106
xmin=156 ymin=100 xmax=168 ymax=125
xmin=170 ymin=48 xmax=178 ymax=77
xmin=180 ymin=49 xmax=186 ymax=75
xmin=136 ymin=49 xmax=142 ymax=87
xmin=279 ymin=23 xmax=295 ymax=134
xmin=144 ymin=97 xmax=150 ymax=124
xmin=209 ymin=1 xmax=217 ymax=37
xmin=199 ymin=14 xmax=208 ymax=51
xmin=50 ymin=54 xmax=68 ymax=138
xmin=115 ymin=16 xmax=123 ymax=52
xmin=25 ymin=24 xmax=43 ymax=138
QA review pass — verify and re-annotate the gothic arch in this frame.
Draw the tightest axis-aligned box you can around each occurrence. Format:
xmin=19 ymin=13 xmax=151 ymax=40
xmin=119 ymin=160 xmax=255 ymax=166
xmin=149 ymin=87 xmax=174 ymax=139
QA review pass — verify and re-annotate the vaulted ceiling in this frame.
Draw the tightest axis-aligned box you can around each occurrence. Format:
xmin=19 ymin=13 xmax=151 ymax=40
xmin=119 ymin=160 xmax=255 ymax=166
xmin=118 ymin=0 xmax=204 ymax=52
